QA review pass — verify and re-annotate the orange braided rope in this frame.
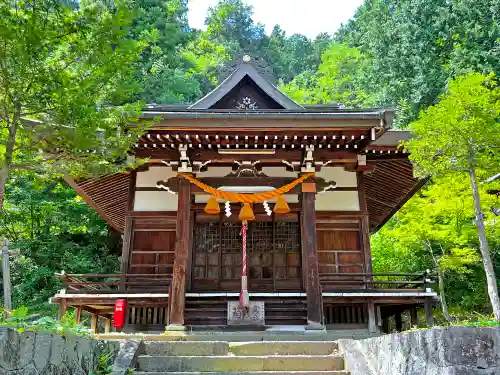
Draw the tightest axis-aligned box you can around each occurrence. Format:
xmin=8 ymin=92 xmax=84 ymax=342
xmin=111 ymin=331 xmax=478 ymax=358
xmin=178 ymin=172 xmax=314 ymax=203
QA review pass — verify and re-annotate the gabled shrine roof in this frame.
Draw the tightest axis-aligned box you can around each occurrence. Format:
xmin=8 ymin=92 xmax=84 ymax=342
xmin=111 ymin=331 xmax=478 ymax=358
xmin=189 ymin=55 xmax=304 ymax=110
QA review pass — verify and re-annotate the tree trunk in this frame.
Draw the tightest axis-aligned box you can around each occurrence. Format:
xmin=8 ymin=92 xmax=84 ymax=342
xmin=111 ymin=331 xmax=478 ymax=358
xmin=469 ymin=162 xmax=500 ymax=320
xmin=438 ymin=269 xmax=452 ymax=322
xmin=0 ymin=116 xmax=19 ymax=209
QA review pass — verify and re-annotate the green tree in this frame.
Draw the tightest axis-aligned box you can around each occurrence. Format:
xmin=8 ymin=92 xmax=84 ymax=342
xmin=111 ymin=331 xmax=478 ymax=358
xmin=205 ymin=0 xmax=267 ymax=58
xmin=130 ymin=0 xmax=202 ymax=103
xmin=0 ymin=172 xmax=119 ymax=311
xmin=280 ymin=44 xmax=368 ymax=107
xmin=449 ymin=0 xmax=500 ymax=77
xmin=181 ymin=32 xmax=231 ymax=94
xmin=0 ymin=0 xmax=151 ymax=207
xmin=373 ymin=175 xmax=490 ymax=320
xmin=336 ymin=0 xmax=453 ymax=126
xmin=405 ymin=73 xmax=500 ymax=319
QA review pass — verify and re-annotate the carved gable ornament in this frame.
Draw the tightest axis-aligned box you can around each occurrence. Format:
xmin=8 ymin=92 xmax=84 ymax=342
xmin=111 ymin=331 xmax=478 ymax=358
xmin=189 ymin=55 xmax=303 ymax=111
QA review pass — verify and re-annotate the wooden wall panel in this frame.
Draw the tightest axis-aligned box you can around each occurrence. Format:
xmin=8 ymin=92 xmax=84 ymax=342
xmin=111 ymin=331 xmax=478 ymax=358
xmin=128 ymin=215 xmax=176 ymax=277
xmin=317 ymin=216 xmax=365 ymax=290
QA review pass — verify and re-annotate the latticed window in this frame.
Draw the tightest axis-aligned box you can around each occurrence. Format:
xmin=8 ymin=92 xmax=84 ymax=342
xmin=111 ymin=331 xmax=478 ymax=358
xmin=192 ymin=216 xmax=302 ymax=291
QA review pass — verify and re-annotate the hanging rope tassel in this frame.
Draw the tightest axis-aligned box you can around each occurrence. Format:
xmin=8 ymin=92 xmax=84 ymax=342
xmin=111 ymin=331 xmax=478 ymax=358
xmin=239 ymin=221 xmax=250 ymax=310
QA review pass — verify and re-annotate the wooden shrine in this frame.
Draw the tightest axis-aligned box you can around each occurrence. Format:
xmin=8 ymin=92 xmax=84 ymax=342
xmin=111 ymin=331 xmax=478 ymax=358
xmin=51 ymin=56 xmax=437 ymax=333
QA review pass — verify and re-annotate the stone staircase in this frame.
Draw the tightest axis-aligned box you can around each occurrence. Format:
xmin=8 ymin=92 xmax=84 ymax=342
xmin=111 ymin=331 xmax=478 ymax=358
xmin=133 ymin=340 xmax=349 ymax=375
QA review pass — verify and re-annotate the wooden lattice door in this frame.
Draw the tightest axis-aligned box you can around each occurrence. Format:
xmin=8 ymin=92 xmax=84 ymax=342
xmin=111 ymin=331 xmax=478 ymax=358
xmin=191 ymin=213 xmax=302 ymax=292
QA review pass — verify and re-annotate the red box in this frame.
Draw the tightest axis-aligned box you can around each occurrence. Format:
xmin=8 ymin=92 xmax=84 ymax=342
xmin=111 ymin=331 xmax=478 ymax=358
xmin=113 ymin=299 xmax=127 ymax=328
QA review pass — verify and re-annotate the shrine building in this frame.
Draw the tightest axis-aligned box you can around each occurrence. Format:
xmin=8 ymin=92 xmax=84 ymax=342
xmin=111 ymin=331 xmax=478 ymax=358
xmin=52 ymin=56 xmax=437 ymax=334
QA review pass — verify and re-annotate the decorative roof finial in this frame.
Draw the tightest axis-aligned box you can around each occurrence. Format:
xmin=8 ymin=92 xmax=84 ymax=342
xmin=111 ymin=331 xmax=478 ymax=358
xmin=242 ymin=55 xmax=252 ymax=63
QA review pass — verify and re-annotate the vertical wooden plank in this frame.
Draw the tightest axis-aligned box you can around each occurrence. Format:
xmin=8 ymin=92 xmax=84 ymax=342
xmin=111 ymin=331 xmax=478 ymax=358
xmin=424 ymin=298 xmax=434 ymax=327
xmin=367 ymin=300 xmax=377 ymax=333
xmin=127 ymin=170 xmax=137 ymax=211
xmin=300 ymin=187 xmax=322 ymax=326
xmin=75 ymin=307 xmax=82 ymax=324
xmin=187 ymin=212 xmax=197 ymax=291
xmin=131 ymin=307 xmax=136 ymax=325
xmin=105 ymin=317 xmax=112 ymax=333
xmin=120 ymin=216 xmax=134 ymax=289
xmin=169 ymin=177 xmax=192 ymax=326
xmin=153 ymin=307 xmax=158 ymax=325
xmin=272 ymin=213 xmax=276 ymax=291
xmin=357 ymin=172 xmax=373 ymax=276
xmin=91 ymin=314 xmax=99 ymax=334
xmin=120 ymin=170 xmax=136 ymax=287
xmin=410 ymin=306 xmax=419 ymax=327
xmin=1 ymin=239 xmax=12 ymax=315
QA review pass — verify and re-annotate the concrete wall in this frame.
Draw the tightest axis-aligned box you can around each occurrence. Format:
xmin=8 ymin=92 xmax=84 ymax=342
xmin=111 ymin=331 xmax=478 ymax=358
xmin=339 ymin=327 xmax=500 ymax=375
xmin=0 ymin=327 xmax=118 ymax=375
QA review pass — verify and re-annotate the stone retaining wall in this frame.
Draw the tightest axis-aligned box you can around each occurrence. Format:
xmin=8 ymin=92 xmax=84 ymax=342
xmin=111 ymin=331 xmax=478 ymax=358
xmin=339 ymin=326 xmax=500 ymax=375
xmin=0 ymin=327 xmax=118 ymax=375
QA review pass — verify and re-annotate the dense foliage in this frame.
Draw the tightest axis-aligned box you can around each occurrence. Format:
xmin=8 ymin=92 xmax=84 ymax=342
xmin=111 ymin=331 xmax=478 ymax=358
xmin=0 ymin=173 xmax=120 ymax=312
xmin=1 ymin=0 xmax=500 ymax=322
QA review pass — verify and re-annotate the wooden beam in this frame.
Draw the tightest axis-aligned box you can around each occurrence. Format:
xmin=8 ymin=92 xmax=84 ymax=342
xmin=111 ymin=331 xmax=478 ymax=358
xmin=137 ymin=149 xmax=359 ymax=163
xmin=58 ymin=298 xmax=68 ymax=320
xmin=105 ymin=317 xmax=112 ymax=333
xmin=119 ymin=216 xmax=134 ymax=289
xmin=358 ymin=172 xmax=373 ymax=275
xmin=300 ymin=186 xmax=322 ymax=326
xmin=75 ymin=307 xmax=82 ymax=324
xmin=91 ymin=313 xmax=99 ymax=334
xmin=127 ymin=170 xmax=137 ymax=211
xmin=169 ymin=177 xmax=192 ymax=326
xmin=367 ymin=301 xmax=377 ymax=334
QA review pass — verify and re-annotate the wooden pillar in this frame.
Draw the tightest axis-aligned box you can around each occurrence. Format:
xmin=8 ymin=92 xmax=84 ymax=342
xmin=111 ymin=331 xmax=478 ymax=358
xmin=75 ymin=307 xmax=82 ymax=324
xmin=169 ymin=177 xmax=192 ymax=326
xmin=395 ymin=309 xmax=403 ymax=331
xmin=424 ymin=298 xmax=434 ymax=327
xmin=300 ymin=182 xmax=323 ymax=326
xmin=91 ymin=313 xmax=99 ymax=334
xmin=105 ymin=317 xmax=112 ymax=333
xmin=410 ymin=306 xmax=419 ymax=328
xmin=357 ymin=172 xmax=373 ymax=276
xmin=120 ymin=216 xmax=133 ymax=290
xmin=58 ymin=299 xmax=68 ymax=320
xmin=120 ymin=171 xmax=136 ymax=290
xmin=367 ymin=301 xmax=377 ymax=334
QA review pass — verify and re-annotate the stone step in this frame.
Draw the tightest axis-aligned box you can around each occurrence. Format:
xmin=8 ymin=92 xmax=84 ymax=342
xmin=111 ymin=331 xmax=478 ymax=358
xmin=229 ymin=342 xmax=339 ymax=356
xmin=144 ymin=341 xmax=229 ymax=356
xmin=143 ymin=341 xmax=339 ymax=356
xmin=97 ymin=329 xmax=373 ymax=342
xmin=134 ymin=372 xmax=350 ymax=375
xmin=136 ymin=355 xmax=345 ymax=372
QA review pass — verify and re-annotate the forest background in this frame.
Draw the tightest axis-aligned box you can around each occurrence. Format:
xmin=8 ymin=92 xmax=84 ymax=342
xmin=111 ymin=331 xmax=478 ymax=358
xmin=1 ymin=0 xmax=500 ymax=322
